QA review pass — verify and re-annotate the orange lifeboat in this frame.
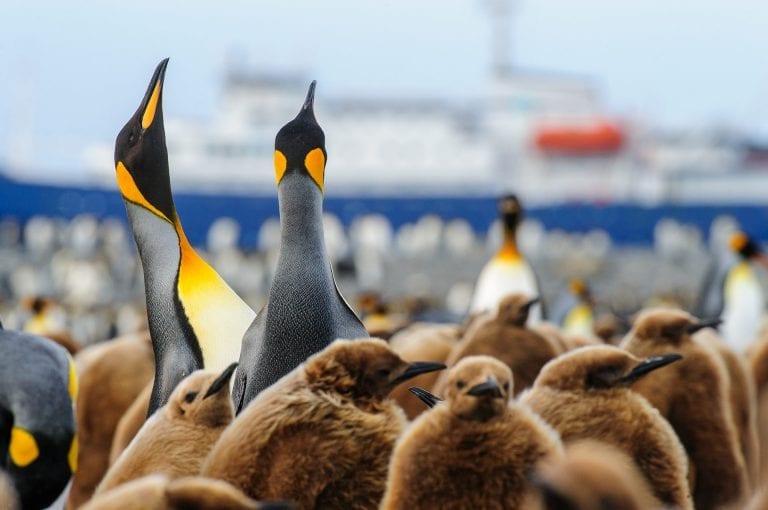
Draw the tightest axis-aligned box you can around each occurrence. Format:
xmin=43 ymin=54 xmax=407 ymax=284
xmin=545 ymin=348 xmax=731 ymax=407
xmin=534 ymin=121 xmax=624 ymax=155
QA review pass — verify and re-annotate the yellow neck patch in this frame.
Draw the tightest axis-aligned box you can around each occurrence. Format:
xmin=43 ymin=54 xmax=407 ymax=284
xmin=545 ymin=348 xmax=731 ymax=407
xmin=68 ymin=435 xmax=78 ymax=473
xmin=9 ymin=427 xmax=38 ymax=467
xmin=141 ymin=81 xmax=162 ymax=129
xmin=67 ymin=355 xmax=78 ymax=402
xmin=175 ymin=226 xmax=256 ymax=371
xmin=116 ymin=161 xmax=171 ymax=223
xmin=305 ymin=148 xmax=325 ymax=191
xmin=564 ymin=303 xmax=594 ymax=333
xmin=495 ymin=241 xmax=521 ymax=263
xmin=274 ymin=150 xmax=287 ymax=185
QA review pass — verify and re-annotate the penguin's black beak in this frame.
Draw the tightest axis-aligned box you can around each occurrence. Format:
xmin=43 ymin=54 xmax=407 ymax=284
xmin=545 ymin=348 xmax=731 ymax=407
xmin=391 ymin=361 xmax=446 ymax=387
xmin=204 ymin=362 xmax=238 ymax=399
xmin=408 ymin=386 xmax=443 ymax=409
xmin=521 ymin=297 xmax=540 ymax=314
xmin=295 ymin=80 xmax=317 ymax=124
xmin=137 ymin=58 xmax=169 ymax=131
xmin=303 ymin=80 xmax=316 ymax=112
xmin=467 ymin=377 xmax=504 ymax=398
xmin=618 ymin=353 xmax=682 ymax=386
xmin=686 ymin=318 xmax=722 ymax=335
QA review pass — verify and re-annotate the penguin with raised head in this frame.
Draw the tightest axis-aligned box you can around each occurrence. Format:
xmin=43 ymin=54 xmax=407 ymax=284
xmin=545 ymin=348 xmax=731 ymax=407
xmin=621 ymin=308 xmax=748 ymax=509
xmin=469 ymin=194 xmax=542 ymax=322
xmin=114 ymin=59 xmax=255 ymax=415
xmin=521 ymin=345 xmax=692 ymax=509
xmin=203 ymin=338 xmax=444 ymax=508
xmin=382 ymin=356 xmax=562 ymax=509
xmin=96 ymin=363 xmax=237 ymax=494
xmin=0 ymin=327 xmax=78 ymax=509
xmin=232 ymin=82 xmax=367 ymax=412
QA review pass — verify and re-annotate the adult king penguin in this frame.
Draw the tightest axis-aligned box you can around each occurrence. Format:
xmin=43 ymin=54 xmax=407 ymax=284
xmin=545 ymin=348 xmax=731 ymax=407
xmin=721 ymin=232 xmax=767 ymax=351
xmin=469 ymin=194 xmax=543 ymax=322
xmin=232 ymin=81 xmax=367 ymax=412
xmin=114 ymin=59 xmax=256 ymax=415
xmin=0 ymin=326 xmax=77 ymax=509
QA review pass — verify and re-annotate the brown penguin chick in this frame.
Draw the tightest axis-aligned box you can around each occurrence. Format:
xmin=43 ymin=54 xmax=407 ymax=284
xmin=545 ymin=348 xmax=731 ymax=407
xmin=529 ymin=321 xmax=569 ymax=353
xmin=560 ymin=332 xmax=602 ymax=351
xmin=748 ymin=328 xmax=768 ymax=483
xmin=695 ymin=328 xmax=760 ymax=490
xmin=746 ymin=488 xmax=768 ymax=510
xmin=201 ymin=338 xmax=445 ymax=509
xmin=81 ymin=474 xmax=290 ymax=510
xmin=388 ymin=322 xmax=461 ymax=419
xmin=381 ymin=355 xmax=562 ymax=510
xmin=593 ymin=312 xmax=628 ymax=345
xmin=531 ymin=440 xmax=661 ymax=510
xmin=41 ymin=330 xmax=81 ymax=355
xmin=521 ymin=345 xmax=693 ymax=509
xmin=96 ymin=364 xmax=237 ymax=494
xmin=434 ymin=294 xmax=560 ymax=397
xmin=0 ymin=469 xmax=20 ymax=510
xmin=68 ymin=331 xmax=155 ymax=508
xmin=621 ymin=308 xmax=749 ymax=509
xmin=109 ymin=381 xmax=153 ymax=465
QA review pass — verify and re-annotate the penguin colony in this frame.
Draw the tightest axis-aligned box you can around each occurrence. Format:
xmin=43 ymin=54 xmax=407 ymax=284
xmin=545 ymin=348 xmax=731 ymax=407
xmin=4 ymin=58 xmax=768 ymax=510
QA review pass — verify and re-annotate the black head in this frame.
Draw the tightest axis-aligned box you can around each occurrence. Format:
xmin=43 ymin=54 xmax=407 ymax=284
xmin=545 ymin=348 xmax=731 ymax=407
xmin=114 ymin=58 xmax=176 ymax=222
xmin=5 ymin=427 xmax=76 ymax=509
xmin=274 ymin=81 xmax=327 ymax=192
xmin=498 ymin=193 xmax=523 ymax=230
xmin=730 ymin=231 xmax=762 ymax=259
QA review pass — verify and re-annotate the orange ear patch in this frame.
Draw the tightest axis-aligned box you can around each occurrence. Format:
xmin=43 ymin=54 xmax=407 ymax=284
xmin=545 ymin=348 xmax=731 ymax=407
xmin=305 ymin=148 xmax=325 ymax=191
xmin=274 ymin=150 xmax=288 ymax=185
xmin=9 ymin=427 xmax=38 ymax=467
xmin=116 ymin=161 xmax=171 ymax=223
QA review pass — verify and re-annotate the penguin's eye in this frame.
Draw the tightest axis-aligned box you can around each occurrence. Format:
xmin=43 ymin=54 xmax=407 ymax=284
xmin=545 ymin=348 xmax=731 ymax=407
xmin=456 ymin=380 xmax=465 ymax=389
xmin=184 ymin=391 xmax=198 ymax=403
xmin=503 ymin=382 xmax=510 ymax=392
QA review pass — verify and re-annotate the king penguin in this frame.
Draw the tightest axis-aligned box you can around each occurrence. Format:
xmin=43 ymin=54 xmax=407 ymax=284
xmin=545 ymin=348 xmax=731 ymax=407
xmin=232 ymin=82 xmax=367 ymax=412
xmin=0 ymin=325 xmax=77 ymax=509
xmin=468 ymin=194 xmax=543 ymax=322
xmin=696 ymin=231 xmax=767 ymax=351
xmin=114 ymin=59 xmax=256 ymax=415
xmin=551 ymin=278 xmax=595 ymax=337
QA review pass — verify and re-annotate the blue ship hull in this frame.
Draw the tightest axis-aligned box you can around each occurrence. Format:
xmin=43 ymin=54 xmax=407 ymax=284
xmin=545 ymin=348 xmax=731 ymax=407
xmin=1 ymin=172 xmax=766 ymax=247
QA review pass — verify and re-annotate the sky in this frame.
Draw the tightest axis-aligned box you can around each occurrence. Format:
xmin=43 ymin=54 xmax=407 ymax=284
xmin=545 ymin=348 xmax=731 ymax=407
xmin=1 ymin=0 xmax=768 ymax=177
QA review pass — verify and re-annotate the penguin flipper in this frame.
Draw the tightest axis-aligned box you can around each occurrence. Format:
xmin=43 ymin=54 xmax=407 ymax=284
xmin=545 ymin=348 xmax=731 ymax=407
xmin=331 ymin=269 xmax=367 ymax=334
xmin=233 ymin=306 xmax=268 ymax=414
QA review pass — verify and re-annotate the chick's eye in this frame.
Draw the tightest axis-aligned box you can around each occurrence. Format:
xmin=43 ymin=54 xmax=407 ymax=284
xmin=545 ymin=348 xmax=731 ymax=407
xmin=184 ymin=391 xmax=198 ymax=403
xmin=456 ymin=380 xmax=465 ymax=389
xmin=377 ymin=369 xmax=391 ymax=378
xmin=503 ymin=382 xmax=510 ymax=391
